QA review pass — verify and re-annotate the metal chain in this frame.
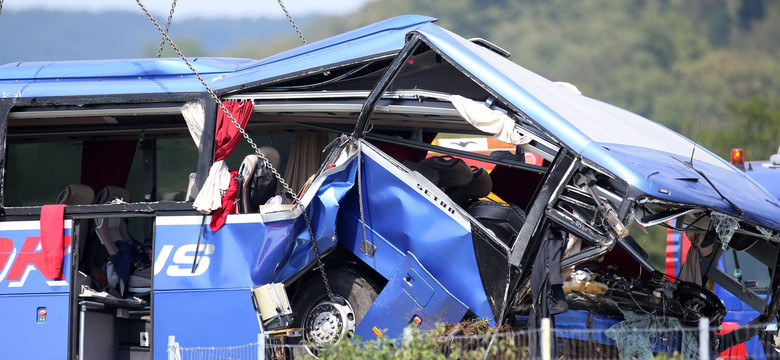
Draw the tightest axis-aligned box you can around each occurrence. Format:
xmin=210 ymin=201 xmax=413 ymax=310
xmin=157 ymin=0 xmax=178 ymax=58
xmin=134 ymin=0 xmax=336 ymax=302
xmin=276 ymin=0 xmax=307 ymax=45
xmin=0 ymin=0 xmax=3 ymax=15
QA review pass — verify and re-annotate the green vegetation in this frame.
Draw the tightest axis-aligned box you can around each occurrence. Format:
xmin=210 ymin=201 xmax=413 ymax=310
xmin=317 ymin=326 xmax=523 ymax=360
xmin=224 ymin=0 xmax=780 ymax=161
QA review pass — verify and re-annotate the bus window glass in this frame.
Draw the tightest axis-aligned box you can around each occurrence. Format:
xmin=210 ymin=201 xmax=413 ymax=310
xmin=5 ymin=141 xmax=83 ymax=206
xmin=156 ymin=138 xmax=199 ymax=201
xmin=722 ymin=248 xmax=771 ymax=295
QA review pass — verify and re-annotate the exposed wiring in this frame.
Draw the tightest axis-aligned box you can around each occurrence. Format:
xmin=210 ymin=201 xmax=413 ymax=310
xmin=265 ymin=62 xmax=374 ymax=91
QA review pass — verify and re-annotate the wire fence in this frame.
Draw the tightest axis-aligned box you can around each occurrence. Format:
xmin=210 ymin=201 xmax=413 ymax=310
xmin=167 ymin=318 xmax=773 ymax=360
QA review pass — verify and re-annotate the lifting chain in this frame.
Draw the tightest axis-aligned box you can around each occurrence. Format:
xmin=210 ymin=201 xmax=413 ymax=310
xmin=276 ymin=0 xmax=307 ymax=45
xmin=156 ymin=0 xmax=177 ymax=58
xmin=134 ymin=0 xmax=336 ymax=303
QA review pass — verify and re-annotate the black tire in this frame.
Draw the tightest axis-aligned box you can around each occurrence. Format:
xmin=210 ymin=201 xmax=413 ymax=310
xmin=291 ymin=268 xmax=379 ymax=346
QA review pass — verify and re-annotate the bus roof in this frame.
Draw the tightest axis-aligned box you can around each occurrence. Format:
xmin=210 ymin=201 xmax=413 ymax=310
xmin=0 ymin=15 xmax=436 ymax=98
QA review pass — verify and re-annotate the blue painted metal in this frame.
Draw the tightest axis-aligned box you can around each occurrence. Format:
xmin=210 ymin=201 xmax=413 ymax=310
xmin=745 ymin=161 xmax=780 ymax=201
xmin=410 ymin=24 xmax=780 ymax=230
xmin=0 ymin=293 xmax=69 ymax=360
xmin=0 ymin=15 xmax=436 ymax=98
xmin=153 ymin=288 xmax=261 ymax=360
xmin=0 ymin=224 xmax=72 ymax=359
xmin=355 ymin=252 xmax=468 ymax=340
xmin=336 ymin=147 xmax=494 ymax=321
xmin=154 ymin=215 xmax=296 ymax=290
xmin=273 ymin=158 xmax=358 ymax=282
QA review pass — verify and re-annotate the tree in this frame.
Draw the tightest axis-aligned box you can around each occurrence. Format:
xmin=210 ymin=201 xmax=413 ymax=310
xmin=709 ymin=96 xmax=780 ymax=160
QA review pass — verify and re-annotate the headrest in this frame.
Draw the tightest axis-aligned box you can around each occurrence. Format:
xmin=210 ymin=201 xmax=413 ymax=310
xmin=95 ymin=186 xmax=131 ymax=204
xmin=56 ymin=184 xmax=95 ymax=205
xmin=258 ymin=146 xmax=281 ymax=169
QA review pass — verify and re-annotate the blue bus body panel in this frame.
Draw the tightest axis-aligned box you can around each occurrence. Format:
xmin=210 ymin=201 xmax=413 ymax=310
xmin=335 ymin=146 xmax=494 ymax=321
xmin=0 ymin=221 xmax=72 ymax=359
xmin=411 ymin=23 xmax=780 ymax=230
xmin=356 ymin=252 xmax=469 ymax=340
xmin=0 ymin=293 xmax=69 ymax=360
xmin=153 ymin=216 xmax=285 ymax=358
xmin=745 ymin=161 xmax=780 ymax=201
xmin=154 ymin=288 xmax=261 ymax=359
xmin=0 ymin=15 xmax=435 ymax=98
xmin=154 ymin=215 xmax=297 ymax=291
xmin=152 ymin=163 xmax=364 ymax=355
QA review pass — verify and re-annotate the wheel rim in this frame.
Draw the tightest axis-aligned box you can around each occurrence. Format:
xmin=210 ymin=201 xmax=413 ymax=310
xmin=303 ymin=296 xmax=356 ymax=347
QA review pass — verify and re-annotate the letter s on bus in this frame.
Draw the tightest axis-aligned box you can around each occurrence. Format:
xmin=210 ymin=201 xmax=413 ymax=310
xmin=154 ymin=244 xmax=216 ymax=277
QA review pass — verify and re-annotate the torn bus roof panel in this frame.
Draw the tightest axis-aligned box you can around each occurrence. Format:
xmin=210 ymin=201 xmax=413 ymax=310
xmin=411 ymin=23 xmax=780 ymax=230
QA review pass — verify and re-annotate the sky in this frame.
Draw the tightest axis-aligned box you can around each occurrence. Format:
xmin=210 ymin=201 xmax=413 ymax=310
xmin=3 ymin=0 xmax=373 ymax=20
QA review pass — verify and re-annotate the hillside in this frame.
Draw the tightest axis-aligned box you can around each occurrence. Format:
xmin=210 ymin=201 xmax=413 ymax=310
xmin=0 ymin=10 xmax=301 ymax=64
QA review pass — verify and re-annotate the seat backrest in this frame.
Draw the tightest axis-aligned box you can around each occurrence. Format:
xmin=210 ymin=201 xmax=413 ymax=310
xmin=93 ymin=186 xmax=132 ymax=255
xmin=56 ymin=184 xmax=95 ymax=205
xmin=94 ymin=185 xmax=131 ymax=205
xmin=236 ymin=147 xmax=282 ymax=214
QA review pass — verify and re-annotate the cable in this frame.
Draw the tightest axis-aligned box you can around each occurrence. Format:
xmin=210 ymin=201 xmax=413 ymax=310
xmin=157 ymin=0 xmax=177 ymax=58
xmin=277 ymin=0 xmax=307 ymax=45
xmin=134 ymin=0 xmax=337 ymax=302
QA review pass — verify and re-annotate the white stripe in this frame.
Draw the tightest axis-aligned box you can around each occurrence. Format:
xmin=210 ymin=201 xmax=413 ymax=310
xmin=8 ymin=264 xmax=35 ymax=287
xmin=155 ymin=211 xmax=300 ymax=227
xmin=46 ymin=280 xmax=69 ymax=287
xmin=0 ymin=219 xmax=73 ymax=231
xmin=0 ymin=249 xmax=17 ymax=282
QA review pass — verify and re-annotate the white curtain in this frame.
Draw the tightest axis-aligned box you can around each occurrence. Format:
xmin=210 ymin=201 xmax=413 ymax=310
xmin=180 ymin=100 xmax=231 ymax=214
xmin=449 ymin=95 xmax=531 ymax=145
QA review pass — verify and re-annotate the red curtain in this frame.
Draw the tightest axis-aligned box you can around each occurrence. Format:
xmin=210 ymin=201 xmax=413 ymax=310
xmin=81 ymin=139 xmax=137 ymax=191
xmin=214 ymin=101 xmax=253 ymax=161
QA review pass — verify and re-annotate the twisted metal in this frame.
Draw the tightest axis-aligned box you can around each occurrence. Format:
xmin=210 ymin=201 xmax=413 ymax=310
xmin=277 ymin=0 xmax=307 ymax=45
xmin=134 ymin=0 xmax=335 ymax=302
xmin=156 ymin=0 xmax=178 ymax=58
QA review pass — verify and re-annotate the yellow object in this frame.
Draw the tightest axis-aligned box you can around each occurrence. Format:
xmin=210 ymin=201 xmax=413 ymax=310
xmin=372 ymin=327 xmax=383 ymax=338
xmin=562 ymin=279 xmax=608 ymax=295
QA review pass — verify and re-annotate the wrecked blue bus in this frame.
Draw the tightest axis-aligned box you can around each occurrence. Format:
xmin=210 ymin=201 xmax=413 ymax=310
xmin=666 ymin=147 xmax=780 ymax=359
xmin=2 ymin=15 xmax=780 ymax=359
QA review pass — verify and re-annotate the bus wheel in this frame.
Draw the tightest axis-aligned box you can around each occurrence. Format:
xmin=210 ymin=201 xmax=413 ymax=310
xmin=292 ymin=268 xmax=379 ymax=351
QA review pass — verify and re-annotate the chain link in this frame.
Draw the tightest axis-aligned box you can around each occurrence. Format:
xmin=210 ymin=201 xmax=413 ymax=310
xmin=157 ymin=0 xmax=178 ymax=58
xmin=276 ymin=0 xmax=307 ymax=45
xmin=134 ymin=0 xmax=335 ymax=302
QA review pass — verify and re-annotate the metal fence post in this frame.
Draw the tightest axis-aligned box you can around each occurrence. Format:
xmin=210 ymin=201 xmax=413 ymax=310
xmin=168 ymin=335 xmax=180 ymax=360
xmin=257 ymin=333 xmax=265 ymax=360
xmin=541 ymin=318 xmax=552 ymax=360
xmin=699 ymin=317 xmax=709 ymax=360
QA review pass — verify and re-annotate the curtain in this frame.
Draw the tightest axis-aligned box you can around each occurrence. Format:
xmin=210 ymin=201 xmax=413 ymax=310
xmin=81 ymin=139 xmax=137 ymax=192
xmin=193 ymin=101 xmax=253 ymax=214
xmin=283 ymin=132 xmax=330 ymax=192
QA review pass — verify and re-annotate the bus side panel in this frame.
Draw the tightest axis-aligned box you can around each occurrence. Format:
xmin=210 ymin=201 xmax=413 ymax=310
xmin=154 ymin=215 xmax=295 ymax=291
xmin=153 ymin=289 xmax=261 ymax=359
xmin=0 ymin=293 xmax=69 ymax=359
xmin=153 ymin=215 xmax=293 ymax=358
xmin=0 ymin=220 xmax=72 ymax=360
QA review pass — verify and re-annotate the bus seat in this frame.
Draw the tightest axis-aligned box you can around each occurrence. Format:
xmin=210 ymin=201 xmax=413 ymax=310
xmin=236 ymin=147 xmax=281 ymax=213
xmin=94 ymin=185 xmax=131 ymax=205
xmin=56 ymin=184 xmax=95 ymax=205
